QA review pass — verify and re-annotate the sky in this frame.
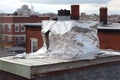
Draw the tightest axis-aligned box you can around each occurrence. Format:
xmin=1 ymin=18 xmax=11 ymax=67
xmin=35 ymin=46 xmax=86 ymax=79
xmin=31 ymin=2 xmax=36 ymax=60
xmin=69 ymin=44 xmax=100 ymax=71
xmin=0 ymin=0 xmax=120 ymax=15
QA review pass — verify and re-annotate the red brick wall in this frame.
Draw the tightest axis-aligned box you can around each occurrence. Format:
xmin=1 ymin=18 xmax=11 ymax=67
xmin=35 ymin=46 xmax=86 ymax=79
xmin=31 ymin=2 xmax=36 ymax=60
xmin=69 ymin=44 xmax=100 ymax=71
xmin=98 ymin=31 xmax=120 ymax=50
xmin=0 ymin=16 xmax=50 ymax=46
xmin=0 ymin=17 xmax=13 ymax=23
xmin=0 ymin=16 xmax=50 ymax=23
xmin=26 ymin=27 xmax=43 ymax=53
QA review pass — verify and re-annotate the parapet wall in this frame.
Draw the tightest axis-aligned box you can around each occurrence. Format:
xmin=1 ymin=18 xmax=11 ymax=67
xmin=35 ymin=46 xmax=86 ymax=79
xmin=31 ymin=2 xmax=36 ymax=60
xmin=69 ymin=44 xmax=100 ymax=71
xmin=0 ymin=56 xmax=120 ymax=80
xmin=34 ymin=60 xmax=120 ymax=80
xmin=98 ymin=28 xmax=120 ymax=50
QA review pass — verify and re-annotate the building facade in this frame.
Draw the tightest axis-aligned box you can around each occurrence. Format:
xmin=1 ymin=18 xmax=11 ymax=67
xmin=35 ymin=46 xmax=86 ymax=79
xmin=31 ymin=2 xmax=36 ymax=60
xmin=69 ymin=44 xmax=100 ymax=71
xmin=25 ymin=24 xmax=44 ymax=53
xmin=0 ymin=15 xmax=49 ymax=46
xmin=98 ymin=24 xmax=120 ymax=50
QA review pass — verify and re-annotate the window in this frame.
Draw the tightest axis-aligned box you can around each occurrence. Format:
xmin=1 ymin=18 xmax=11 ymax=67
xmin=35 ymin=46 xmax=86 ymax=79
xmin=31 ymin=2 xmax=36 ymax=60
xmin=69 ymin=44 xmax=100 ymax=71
xmin=0 ymin=24 xmax=2 ymax=32
xmin=21 ymin=25 xmax=25 ymax=32
xmin=2 ymin=24 xmax=5 ymax=32
xmin=8 ymin=36 xmax=12 ymax=42
xmin=15 ymin=37 xmax=19 ymax=44
xmin=2 ymin=36 xmax=5 ymax=42
xmin=15 ymin=24 xmax=19 ymax=32
xmin=20 ymin=37 xmax=25 ymax=44
xmin=15 ymin=37 xmax=25 ymax=46
xmin=31 ymin=38 xmax=38 ymax=52
xmin=21 ymin=37 xmax=25 ymax=41
xmin=8 ymin=24 xmax=11 ymax=32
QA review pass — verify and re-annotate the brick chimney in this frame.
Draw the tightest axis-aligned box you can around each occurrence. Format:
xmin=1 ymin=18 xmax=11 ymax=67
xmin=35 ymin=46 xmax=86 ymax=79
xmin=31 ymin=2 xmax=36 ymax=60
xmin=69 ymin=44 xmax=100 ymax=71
xmin=100 ymin=7 xmax=108 ymax=25
xmin=58 ymin=9 xmax=70 ymax=16
xmin=58 ymin=9 xmax=70 ymax=20
xmin=71 ymin=5 xmax=80 ymax=20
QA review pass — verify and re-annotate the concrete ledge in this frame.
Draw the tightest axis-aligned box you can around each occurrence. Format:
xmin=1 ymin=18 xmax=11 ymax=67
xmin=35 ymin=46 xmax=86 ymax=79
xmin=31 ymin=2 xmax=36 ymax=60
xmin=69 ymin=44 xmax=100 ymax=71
xmin=0 ymin=57 xmax=30 ymax=79
xmin=0 ymin=55 xmax=120 ymax=79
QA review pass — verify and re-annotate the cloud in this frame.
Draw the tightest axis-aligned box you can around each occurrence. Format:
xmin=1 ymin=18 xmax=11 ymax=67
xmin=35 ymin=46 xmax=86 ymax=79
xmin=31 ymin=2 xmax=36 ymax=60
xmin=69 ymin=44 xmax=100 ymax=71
xmin=80 ymin=4 xmax=101 ymax=14
xmin=0 ymin=0 xmax=27 ymax=13
xmin=0 ymin=0 xmax=120 ymax=14
xmin=79 ymin=0 xmax=120 ymax=14
xmin=21 ymin=0 xmax=110 ymax=4
xmin=33 ymin=4 xmax=70 ymax=13
xmin=107 ymin=0 xmax=120 ymax=14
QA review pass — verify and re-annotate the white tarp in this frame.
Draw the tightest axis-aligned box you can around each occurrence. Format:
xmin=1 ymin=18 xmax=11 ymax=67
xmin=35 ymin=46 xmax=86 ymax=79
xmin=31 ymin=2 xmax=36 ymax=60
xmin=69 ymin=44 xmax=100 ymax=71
xmin=15 ymin=20 xmax=101 ymax=60
xmin=41 ymin=20 xmax=100 ymax=60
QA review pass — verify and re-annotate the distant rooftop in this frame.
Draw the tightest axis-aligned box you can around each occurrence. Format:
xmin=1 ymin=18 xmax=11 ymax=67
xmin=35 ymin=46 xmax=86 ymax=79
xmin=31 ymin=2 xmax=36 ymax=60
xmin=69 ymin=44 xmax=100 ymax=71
xmin=98 ymin=23 xmax=120 ymax=30
xmin=24 ymin=23 xmax=42 ymax=28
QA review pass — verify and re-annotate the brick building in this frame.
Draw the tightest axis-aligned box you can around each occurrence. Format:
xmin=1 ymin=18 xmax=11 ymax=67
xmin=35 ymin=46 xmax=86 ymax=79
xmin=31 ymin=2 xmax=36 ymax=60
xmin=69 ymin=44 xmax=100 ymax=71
xmin=25 ymin=24 xmax=43 ymax=53
xmin=98 ymin=23 xmax=120 ymax=50
xmin=98 ymin=7 xmax=120 ymax=51
xmin=0 ymin=15 xmax=49 ymax=46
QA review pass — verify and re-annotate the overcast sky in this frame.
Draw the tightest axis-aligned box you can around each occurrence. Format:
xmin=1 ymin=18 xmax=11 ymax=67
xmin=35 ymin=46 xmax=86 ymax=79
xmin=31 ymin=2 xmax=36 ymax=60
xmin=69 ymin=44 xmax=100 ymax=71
xmin=0 ymin=0 xmax=120 ymax=15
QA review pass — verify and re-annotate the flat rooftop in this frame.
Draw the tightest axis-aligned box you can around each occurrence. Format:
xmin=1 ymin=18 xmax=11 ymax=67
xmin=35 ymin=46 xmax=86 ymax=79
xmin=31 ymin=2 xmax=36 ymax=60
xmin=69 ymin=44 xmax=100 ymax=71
xmin=0 ymin=50 xmax=120 ymax=79
xmin=98 ymin=23 xmax=120 ymax=30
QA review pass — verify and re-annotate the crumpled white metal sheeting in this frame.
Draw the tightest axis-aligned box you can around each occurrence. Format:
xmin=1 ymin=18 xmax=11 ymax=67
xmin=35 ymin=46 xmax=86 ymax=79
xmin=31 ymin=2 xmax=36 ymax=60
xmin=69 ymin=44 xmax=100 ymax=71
xmin=15 ymin=20 xmax=100 ymax=60
xmin=42 ymin=20 xmax=100 ymax=60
